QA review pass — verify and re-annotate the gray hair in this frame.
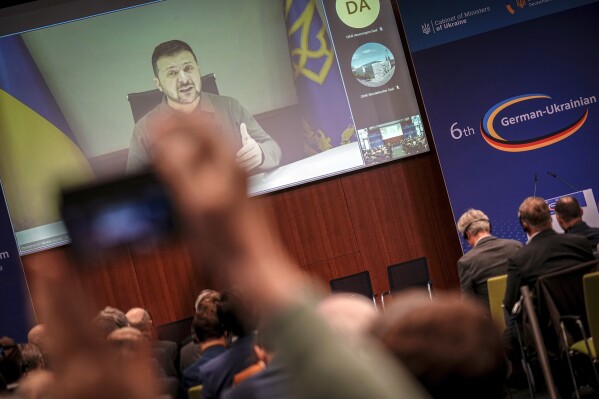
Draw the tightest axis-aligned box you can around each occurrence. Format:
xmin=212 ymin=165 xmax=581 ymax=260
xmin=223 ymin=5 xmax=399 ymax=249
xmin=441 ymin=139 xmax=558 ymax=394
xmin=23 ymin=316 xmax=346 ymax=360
xmin=456 ymin=209 xmax=491 ymax=237
xmin=195 ymin=289 xmax=219 ymax=312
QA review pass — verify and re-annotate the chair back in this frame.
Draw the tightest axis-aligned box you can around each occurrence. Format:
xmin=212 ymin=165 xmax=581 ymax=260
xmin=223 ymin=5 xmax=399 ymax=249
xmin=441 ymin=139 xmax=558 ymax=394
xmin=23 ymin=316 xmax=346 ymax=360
xmin=188 ymin=385 xmax=202 ymax=399
xmin=156 ymin=316 xmax=193 ymax=346
xmin=584 ymin=271 xmax=599 ymax=357
xmin=127 ymin=73 xmax=218 ymax=124
xmin=532 ymin=260 xmax=598 ymax=355
xmin=330 ymin=271 xmax=374 ymax=299
xmin=487 ymin=274 xmax=508 ymax=331
xmin=521 ymin=286 xmax=560 ymax=399
xmin=387 ymin=257 xmax=431 ymax=292
xmin=157 ymin=377 xmax=179 ymax=399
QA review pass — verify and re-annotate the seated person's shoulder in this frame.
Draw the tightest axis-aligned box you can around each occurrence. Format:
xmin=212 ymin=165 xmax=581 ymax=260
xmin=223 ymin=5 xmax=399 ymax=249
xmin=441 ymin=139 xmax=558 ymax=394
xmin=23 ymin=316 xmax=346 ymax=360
xmin=505 ymin=238 xmax=524 ymax=248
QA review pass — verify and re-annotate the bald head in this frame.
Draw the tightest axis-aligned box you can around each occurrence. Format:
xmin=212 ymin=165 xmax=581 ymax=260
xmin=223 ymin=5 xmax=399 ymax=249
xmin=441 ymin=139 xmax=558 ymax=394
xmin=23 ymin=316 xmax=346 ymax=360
xmin=27 ymin=324 xmax=48 ymax=348
xmin=518 ymin=196 xmax=552 ymax=234
xmin=555 ymin=196 xmax=583 ymax=230
xmin=27 ymin=324 xmax=52 ymax=362
xmin=125 ymin=308 xmax=153 ymax=339
xmin=316 ymin=293 xmax=378 ymax=348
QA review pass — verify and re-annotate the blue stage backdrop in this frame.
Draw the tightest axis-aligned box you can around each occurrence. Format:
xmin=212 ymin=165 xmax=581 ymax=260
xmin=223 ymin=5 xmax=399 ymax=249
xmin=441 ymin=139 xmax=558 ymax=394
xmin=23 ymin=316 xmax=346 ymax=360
xmin=397 ymin=0 xmax=599 ymax=249
xmin=0 ymin=181 xmax=35 ymax=341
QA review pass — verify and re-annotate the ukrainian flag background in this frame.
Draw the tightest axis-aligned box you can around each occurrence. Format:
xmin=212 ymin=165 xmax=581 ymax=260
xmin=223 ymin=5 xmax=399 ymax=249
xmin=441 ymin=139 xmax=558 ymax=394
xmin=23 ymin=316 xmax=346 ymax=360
xmin=0 ymin=35 xmax=94 ymax=233
xmin=285 ymin=0 xmax=354 ymax=155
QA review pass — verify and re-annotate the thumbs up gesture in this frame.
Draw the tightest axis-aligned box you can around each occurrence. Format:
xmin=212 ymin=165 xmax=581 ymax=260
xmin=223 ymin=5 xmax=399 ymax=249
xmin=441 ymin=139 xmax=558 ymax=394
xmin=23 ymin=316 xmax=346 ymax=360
xmin=236 ymin=122 xmax=264 ymax=171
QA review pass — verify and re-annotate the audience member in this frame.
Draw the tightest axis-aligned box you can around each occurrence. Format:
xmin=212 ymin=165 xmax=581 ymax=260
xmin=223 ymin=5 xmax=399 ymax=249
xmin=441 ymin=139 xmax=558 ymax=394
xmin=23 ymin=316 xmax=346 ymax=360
xmin=197 ymin=289 xmax=257 ymax=399
xmin=179 ymin=290 xmax=219 ymax=373
xmin=91 ymin=305 xmax=131 ymax=339
xmin=101 ymin=306 xmax=130 ymax=328
xmin=222 ymin=328 xmax=286 ymax=399
xmin=19 ymin=343 xmax=45 ymax=375
xmin=106 ymin=327 xmax=163 ymax=398
xmin=0 ymin=337 xmax=23 ymax=391
xmin=503 ymin=196 xmax=594 ymax=311
xmin=315 ymin=293 xmax=378 ymax=349
xmin=373 ymin=290 xmax=507 ymax=399
xmin=27 ymin=324 xmax=52 ymax=369
xmin=555 ymin=195 xmax=599 ymax=253
xmin=126 ymin=308 xmax=177 ymax=378
xmin=181 ymin=291 xmax=226 ymax=390
xmin=456 ymin=209 xmax=523 ymax=307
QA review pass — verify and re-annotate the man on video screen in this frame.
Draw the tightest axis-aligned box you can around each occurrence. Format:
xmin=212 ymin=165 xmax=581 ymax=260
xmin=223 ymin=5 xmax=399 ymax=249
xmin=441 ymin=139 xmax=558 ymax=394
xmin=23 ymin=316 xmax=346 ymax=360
xmin=127 ymin=40 xmax=281 ymax=173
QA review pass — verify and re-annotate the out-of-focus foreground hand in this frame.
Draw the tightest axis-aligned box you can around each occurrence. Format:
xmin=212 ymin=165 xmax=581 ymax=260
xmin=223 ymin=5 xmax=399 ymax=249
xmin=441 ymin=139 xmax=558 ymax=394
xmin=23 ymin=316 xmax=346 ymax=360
xmin=151 ymin=115 xmax=305 ymax=313
xmin=235 ymin=122 xmax=264 ymax=171
xmin=27 ymin=250 xmax=158 ymax=399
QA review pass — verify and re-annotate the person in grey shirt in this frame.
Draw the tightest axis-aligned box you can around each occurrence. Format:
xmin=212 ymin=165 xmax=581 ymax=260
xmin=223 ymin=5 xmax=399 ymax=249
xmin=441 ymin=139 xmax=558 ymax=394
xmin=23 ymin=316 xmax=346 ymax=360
xmin=127 ymin=39 xmax=281 ymax=173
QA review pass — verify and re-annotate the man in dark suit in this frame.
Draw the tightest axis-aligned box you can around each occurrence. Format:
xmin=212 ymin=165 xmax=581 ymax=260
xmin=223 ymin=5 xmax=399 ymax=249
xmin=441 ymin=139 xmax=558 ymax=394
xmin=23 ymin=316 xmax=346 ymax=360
xmin=198 ymin=290 xmax=256 ymax=399
xmin=456 ymin=209 xmax=523 ymax=307
xmin=503 ymin=196 xmax=595 ymax=312
xmin=503 ymin=197 xmax=595 ymax=396
xmin=555 ymin=195 xmax=599 ymax=255
xmin=126 ymin=307 xmax=178 ymax=377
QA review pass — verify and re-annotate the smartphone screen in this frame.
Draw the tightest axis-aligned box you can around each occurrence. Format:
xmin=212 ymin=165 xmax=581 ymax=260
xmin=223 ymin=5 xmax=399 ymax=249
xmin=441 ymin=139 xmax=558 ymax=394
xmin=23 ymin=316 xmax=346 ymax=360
xmin=61 ymin=170 xmax=176 ymax=257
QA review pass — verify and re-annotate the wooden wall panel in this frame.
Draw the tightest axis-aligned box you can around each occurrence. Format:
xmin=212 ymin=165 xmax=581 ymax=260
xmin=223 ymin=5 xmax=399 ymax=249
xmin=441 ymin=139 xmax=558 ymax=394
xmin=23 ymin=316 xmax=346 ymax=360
xmin=21 ymin=152 xmax=462 ymax=327
xmin=302 ymin=252 xmax=364 ymax=291
xmin=400 ymin=155 xmax=463 ymax=290
xmin=256 ymin=193 xmax=305 ymax=266
xmin=259 ymin=178 xmax=358 ymax=267
xmin=341 ymin=154 xmax=462 ymax=294
xmin=77 ymin=264 xmax=115 ymax=314
xmin=86 ymin=251 xmax=144 ymax=312
xmin=21 ymin=247 xmax=143 ymax=322
xmin=157 ymin=241 xmax=199 ymax=321
xmin=129 ymin=247 xmax=177 ymax=325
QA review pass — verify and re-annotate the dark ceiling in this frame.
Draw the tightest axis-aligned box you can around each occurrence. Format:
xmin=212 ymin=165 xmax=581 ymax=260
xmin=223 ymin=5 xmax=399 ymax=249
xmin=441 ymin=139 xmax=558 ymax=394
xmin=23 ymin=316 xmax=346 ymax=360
xmin=1 ymin=0 xmax=37 ymax=8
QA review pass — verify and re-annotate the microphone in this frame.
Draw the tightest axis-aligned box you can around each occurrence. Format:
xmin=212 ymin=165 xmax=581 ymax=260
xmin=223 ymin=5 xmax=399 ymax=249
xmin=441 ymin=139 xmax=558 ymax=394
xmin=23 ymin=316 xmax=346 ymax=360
xmin=533 ymin=173 xmax=538 ymax=197
xmin=546 ymin=171 xmax=578 ymax=191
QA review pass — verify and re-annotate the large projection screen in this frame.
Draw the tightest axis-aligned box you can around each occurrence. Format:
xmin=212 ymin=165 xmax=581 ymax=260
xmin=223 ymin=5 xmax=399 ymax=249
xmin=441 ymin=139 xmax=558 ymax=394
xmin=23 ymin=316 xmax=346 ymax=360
xmin=0 ymin=0 xmax=429 ymax=254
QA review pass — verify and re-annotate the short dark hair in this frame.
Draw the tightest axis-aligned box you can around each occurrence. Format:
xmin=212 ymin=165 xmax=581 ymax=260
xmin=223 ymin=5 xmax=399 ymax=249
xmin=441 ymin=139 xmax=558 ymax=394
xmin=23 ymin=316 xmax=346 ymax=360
xmin=192 ymin=293 xmax=224 ymax=343
xmin=0 ymin=337 xmax=23 ymax=385
xmin=555 ymin=196 xmax=583 ymax=223
xmin=152 ymin=40 xmax=198 ymax=77
xmin=217 ymin=289 xmax=256 ymax=338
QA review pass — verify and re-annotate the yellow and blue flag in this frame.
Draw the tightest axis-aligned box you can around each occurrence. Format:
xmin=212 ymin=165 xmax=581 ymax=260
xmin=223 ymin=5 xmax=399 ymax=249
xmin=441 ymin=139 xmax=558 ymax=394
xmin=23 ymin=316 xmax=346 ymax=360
xmin=0 ymin=35 xmax=94 ymax=232
xmin=285 ymin=0 xmax=354 ymax=155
